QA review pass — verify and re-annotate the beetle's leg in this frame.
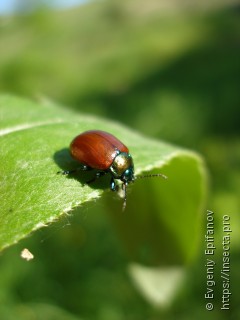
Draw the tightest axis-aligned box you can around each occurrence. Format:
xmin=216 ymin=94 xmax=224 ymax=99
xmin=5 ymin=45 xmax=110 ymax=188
xmin=58 ymin=169 xmax=77 ymax=175
xmin=110 ymin=177 xmax=117 ymax=191
xmin=86 ymin=171 xmax=106 ymax=184
xmin=58 ymin=164 xmax=90 ymax=175
xmin=81 ymin=164 xmax=92 ymax=171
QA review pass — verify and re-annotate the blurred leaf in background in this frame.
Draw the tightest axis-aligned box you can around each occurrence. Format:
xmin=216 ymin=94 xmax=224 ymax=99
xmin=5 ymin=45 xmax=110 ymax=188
xmin=0 ymin=0 xmax=239 ymax=319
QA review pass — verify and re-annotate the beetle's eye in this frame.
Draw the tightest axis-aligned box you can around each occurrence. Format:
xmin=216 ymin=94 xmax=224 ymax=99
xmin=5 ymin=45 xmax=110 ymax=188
xmin=125 ymin=169 xmax=131 ymax=176
xmin=123 ymin=168 xmax=134 ymax=182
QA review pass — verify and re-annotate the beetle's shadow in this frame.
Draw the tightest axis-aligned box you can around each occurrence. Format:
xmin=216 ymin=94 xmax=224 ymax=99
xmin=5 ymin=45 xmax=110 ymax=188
xmin=54 ymin=148 xmax=110 ymax=190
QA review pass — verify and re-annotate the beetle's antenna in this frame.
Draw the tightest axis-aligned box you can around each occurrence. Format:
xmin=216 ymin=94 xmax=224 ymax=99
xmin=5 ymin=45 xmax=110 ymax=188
xmin=136 ymin=173 xmax=168 ymax=180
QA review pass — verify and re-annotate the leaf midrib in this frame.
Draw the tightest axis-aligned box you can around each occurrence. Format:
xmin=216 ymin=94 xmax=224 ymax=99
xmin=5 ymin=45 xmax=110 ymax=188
xmin=0 ymin=119 xmax=68 ymax=137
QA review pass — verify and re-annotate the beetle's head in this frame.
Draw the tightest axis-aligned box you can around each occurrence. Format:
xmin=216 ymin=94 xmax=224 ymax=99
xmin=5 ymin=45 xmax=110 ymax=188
xmin=110 ymin=152 xmax=134 ymax=182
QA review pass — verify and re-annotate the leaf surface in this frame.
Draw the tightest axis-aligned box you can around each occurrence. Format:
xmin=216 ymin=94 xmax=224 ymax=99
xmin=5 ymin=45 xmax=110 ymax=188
xmin=0 ymin=95 xmax=207 ymax=255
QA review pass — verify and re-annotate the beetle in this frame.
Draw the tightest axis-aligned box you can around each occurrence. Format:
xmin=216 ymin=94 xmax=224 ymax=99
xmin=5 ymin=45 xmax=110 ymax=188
xmin=60 ymin=130 xmax=166 ymax=210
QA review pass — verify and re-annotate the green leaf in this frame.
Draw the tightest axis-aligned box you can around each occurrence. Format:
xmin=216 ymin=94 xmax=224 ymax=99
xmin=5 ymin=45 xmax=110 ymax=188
xmin=0 ymin=95 xmax=208 ymax=256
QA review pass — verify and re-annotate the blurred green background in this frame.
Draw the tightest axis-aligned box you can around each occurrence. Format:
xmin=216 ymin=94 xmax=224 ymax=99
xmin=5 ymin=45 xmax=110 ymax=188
xmin=0 ymin=0 xmax=239 ymax=319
